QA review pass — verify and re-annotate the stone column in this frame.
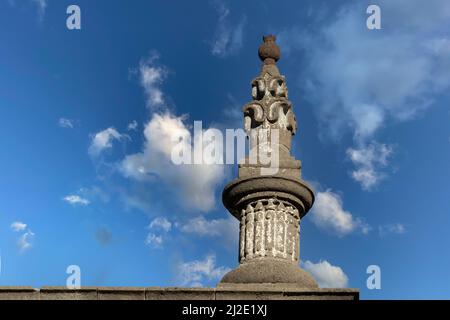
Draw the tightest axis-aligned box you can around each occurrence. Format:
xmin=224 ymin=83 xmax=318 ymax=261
xmin=219 ymin=35 xmax=318 ymax=288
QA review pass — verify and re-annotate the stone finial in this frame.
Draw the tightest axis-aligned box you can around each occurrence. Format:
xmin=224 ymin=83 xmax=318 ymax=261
xmin=241 ymin=34 xmax=298 ymax=175
xmin=258 ymin=35 xmax=281 ymax=65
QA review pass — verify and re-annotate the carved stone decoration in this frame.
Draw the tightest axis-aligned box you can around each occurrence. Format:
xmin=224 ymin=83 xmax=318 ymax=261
xmin=219 ymin=35 xmax=318 ymax=289
xmin=239 ymin=198 xmax=300 ymax=263
xmin=243 ymin=63 xmax=297 ymax=150
xmin=245 ymin=74 xmax=294 ymax=134
xmin=241 ymin=35 xmax=300 ymax=171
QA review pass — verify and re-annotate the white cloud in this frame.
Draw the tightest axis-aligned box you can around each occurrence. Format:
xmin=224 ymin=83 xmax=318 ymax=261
xmin=10 ymin=221 xmax=34 ymax=252
xmin=11 ymin=222 xmax=27 ymax=232
xmin=88 ymin=127 xmax=126 ymax=157
xmin=127 ymin=120 xmax=138 ymax=131
xmin=63 ymin=195 xmax=90 ymax=206
xmin=120 ymin=113 xmax=226 ymax=212
xmin=138 ymin=53 xmax=168 ymax=110
xmin=310 ymin=190 xmax=369 ymax=236
xmin=278 ymin=0 xmax=450 ymax=189
xmin=120 ymin=52 xmax=226 ymax=212
xmin=58 ymin=118 xmax=75 ymax=129
xmin=148 ymin=217 xmax=172 ymax=232
xmin=379 ymin=223 xmax=406 ymax=237
xmin=210 ymin=0 xmax=245 ymax=57
xmin=18 ymin=230 xmax=35 ymax=252
xmin=303 ymin=260 xmax=349 ymax=288
xmin=145 ymin=233 xmax=163 ymax=249
xmin=146 ymin=217 xmax=172 ymax=249
xmin=346 ymin=143 xmax=393 ymax=190
xmin=174 ymin=254 xmax=230 ymax=287
xmin=179 ymin=216 xmax=238 ymax=246
xmin=281 ymin=1 xmax=450 ymax=143
xmin=144 ymin=216 xmax=236 ymax=249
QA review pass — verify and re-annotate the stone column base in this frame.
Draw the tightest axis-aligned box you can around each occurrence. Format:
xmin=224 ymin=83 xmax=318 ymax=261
xmin=219 ymin=259 xmax=318 ymax=288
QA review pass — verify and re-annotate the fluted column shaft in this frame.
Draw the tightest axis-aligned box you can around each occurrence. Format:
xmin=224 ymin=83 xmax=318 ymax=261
xmin=239 ymin=198 xmax=300 ymax=263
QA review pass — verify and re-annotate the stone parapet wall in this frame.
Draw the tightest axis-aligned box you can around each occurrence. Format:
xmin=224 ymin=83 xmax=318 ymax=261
xmin=0 ymin=286 xmax=359 ymax=300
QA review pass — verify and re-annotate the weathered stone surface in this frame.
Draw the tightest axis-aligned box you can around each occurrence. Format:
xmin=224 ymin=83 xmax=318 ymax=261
xmin=237 ymin=199 xmax=301 ymax=263
xmin=40 ymin=286 xmax=98 ymax=300
xmin=216 ymin=290 xmax=284 ymax=300
xmin=0 ymin=286 xmax=359 ymax=300
xmin=258 ymin=35 xmax=281 ymax=65
xmin=146 ymin=287 xmax=215 ymax=300
xmin=223 ymin=176 xmax=315 ymax=220
xmin=216 ymin=284 xmax=358 ymax=300
xmin=238 ymin=157 xmax=301 ymax=179
xmin=219 ymin=259 xmax=318 ymax=288
xmin=0 ymin=287 xmax=39 ymax=300
xmin=98 ymin=287 xmax=145 ymax=300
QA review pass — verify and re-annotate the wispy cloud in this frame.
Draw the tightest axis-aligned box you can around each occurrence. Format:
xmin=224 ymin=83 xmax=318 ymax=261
xmin=210 ymin=0 xmax=245 ymax=58
xmin=137 ymin=52 xmax=168 ymax=110
xmin=282 ymin=1 xmax=450 ymax=143
xmin=303 ymin=260 xmax=349 ymax=288
xmin=78 ymin=186 xmax=110 ymax=204
xmin=88 ymin=127 xmax=127 ymax=157
xmin=31 ymin=0 xmax=48 ymax=20
xmin=278 ymin=0 xmax=450 ymax=189
xmin=145 ymin=217 xmax=173 ymax=249
xmin=11 ymin=221 xmax=27 ymax=232
xmin=346 ymin=143 xmax=393 ymax=190
xmin=142 ymin=215 xmax=238 ymax=249
xmin=63 ymin=195 xmax=90 ymax=206
xmin=11 ymin=221 xmax=34 ymax=252
xmin=174 ymin=254 xmax=230 ymax=287
xmin=379 ymin=223 xmax=406 ymax=237
xmin=127 ymin=120 xmax=138 ymax=131
xmin=179 ymin=216 xmax=238 ymax=247
xmin=145 ymin=233 xmax=163 ymax=249
xmin=58 ymin=118 xmax=75 ymax=129
xmin=7 ymin=0 xmax=48 ymax=21
xmin=17 ymin=231 xmax=35 ymax=252
xmin=148 ymin=217 xmax=172 ymax=232
xmin=310 ymin=190 xmax=370 ymax=236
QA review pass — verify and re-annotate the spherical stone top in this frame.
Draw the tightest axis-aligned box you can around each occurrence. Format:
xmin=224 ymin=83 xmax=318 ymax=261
xmin=258 ymin=35 xmax=281 ymax=64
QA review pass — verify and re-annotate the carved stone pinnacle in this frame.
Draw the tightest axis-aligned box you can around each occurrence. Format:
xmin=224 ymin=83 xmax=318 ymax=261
xmin=219 ymin=36 xmax=317 ymax=289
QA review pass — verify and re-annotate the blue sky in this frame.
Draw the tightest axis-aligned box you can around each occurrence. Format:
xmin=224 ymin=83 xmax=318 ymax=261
xmin=1 ymin=0 xmax=450 ymax=299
